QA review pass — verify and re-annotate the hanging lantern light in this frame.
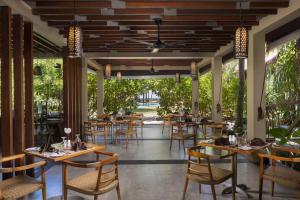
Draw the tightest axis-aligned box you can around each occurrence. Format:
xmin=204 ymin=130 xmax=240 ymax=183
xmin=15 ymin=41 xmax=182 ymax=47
xmin=105 ymin=64 xmax=111 ymax=80
xmin=67 ymin=24 xmax=82 ymax=57
xmin=67 ymin=0 xmax=82 ymax=57
xmin=175 ymin=73 xmax=181 ymax=84
xmin=190 ymin=62 xmax=198 ymax=80
xmin=117 ymin=72 xmax=122 ymax=81
xmin=234 ymin=26 xmax=248 ymax=59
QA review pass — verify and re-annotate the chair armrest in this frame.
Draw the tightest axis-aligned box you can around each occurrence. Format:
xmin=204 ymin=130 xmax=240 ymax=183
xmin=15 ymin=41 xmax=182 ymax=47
xmin=0 ymin=154 xmax=25 ymax=163
xmin=94 ymin=151 xmax=115 ymax=157
xmin=258 ymin=153 xmax=300 ymax=162
xmin=63 ymin=160 xmax=100 ymax=168
xmin=220 ymin=152 xmax=236 ymax=159
xmin=0 ymin=160 xmax=47 ymax=173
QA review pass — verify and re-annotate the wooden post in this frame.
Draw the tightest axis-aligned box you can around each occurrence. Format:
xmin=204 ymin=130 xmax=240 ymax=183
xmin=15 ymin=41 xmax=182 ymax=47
xmin=0 ymin=6 xmax=13 ymax=179
xmin=24 ymin=22 xmax=35 ymax=176
xmin=63 ymin=55 xmax=83 ymax=139
xmin=13 ymin=15 xmax=25 ymax=156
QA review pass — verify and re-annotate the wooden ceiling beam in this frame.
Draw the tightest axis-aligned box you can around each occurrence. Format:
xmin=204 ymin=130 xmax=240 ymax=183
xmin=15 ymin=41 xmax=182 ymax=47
xmin=33 ymin=8 xmax=277 ymax=16
xmin=36 ymin=1 xmax=111 ymax=7
xmin=48 ymin=20 xmax=259 ymax=26
xmin=86 ymin=15 xmax=258 ymax=21
xmin=125 ymin=1 xmax=289 ymax=9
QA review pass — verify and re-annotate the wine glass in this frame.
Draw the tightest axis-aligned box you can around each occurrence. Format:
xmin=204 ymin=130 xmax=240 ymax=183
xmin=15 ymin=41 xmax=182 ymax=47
xmin=64 ymin=128 xmax=71 ymax=140
xmin=61 ymin=136 xmax=66 ymax=150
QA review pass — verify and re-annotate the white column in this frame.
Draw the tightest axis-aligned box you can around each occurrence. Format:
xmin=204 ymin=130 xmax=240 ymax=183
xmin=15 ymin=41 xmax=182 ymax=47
xmin=81 ymin=57 xmax=88 ymax=122
xmin=191 ymin=63 xmax=199 ymax=116
xmin=247 ymin=32 xmax=266 ymax=139
xmin=97 ymin=68 xmax=104 ymax=115
xmin=211 ymin=56 xmax=223 ymax=122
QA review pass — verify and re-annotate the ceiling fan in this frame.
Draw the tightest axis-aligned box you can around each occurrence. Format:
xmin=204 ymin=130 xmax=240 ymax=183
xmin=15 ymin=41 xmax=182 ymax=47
xmin=124 ymin=18 xmax=186 ymax=53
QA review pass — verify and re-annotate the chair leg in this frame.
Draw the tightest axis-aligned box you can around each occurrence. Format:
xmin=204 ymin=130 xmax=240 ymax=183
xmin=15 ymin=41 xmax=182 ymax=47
xmin=104 ymin=132 xmax=107 ymax=146
xmin=259 ymin=177 xmax=263 ymax=200
xmin=198 ymin=184 xmax=201 ymax=193
xmin=271 ymin=181 xmax=274 ymax=196
xmin=182 ymin=177 xmax=189 ymax=200
xmin=169 ymin=137 xmax=173 ymax=151
xmin=116 ymin=184 xmax=121 ymax=200
xmin=182 ymin=139 xmax=186 ymax=154
xmin=94 ymin=195 xmax=98 ymax=200
xmin=42 ymin=186 xmax=46 ymax=200
xmin=162 ymin=124 xmax=165 ymax=134
xmin=178 ymin=139 xmax=181 ymax=150
xmin=63 ymin=188 xmax=68 ymax=200
xmin=211 ymin=185 xmax=217 ymax=200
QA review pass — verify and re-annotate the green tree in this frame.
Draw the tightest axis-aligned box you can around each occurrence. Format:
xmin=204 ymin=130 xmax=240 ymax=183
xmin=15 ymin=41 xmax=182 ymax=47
xmin=33 ymin=58 xmax=63 ymax=112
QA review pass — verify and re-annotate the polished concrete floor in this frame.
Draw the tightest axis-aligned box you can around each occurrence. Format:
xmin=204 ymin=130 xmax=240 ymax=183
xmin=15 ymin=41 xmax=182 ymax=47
xmin=29 ymin=125 xmax=299 ymax=200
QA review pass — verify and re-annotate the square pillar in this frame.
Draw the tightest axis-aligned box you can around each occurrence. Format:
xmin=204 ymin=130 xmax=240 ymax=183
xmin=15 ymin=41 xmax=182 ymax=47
xmin=247 ymin=32 xmax=266 ymax=139
xmin=81 ymin=57 xmax=88 ymax=121
xmin=1 ymin=6 xmax=13 ymax=165
xmin=211 ymin=56 xmax=223 ymax=122
xmin=191 ymin=63 xmax=199 ymax=116
xmin=97 ymin=69 xmax=104 ymax=115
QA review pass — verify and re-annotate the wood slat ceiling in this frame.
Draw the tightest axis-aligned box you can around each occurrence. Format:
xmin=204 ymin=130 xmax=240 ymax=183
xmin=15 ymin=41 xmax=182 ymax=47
xmin=96 ymin=58 xmax=202 ymax=67
xmin=23 ymin=0 xmax=289 ymax=55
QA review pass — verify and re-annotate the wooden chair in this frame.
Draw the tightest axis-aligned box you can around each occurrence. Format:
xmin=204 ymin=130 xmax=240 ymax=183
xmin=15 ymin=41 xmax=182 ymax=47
xmin=205 ymin=123 xmax=225 ymax=139
xmin=162 ymin=114 xmax=173 ymax=135
xmin=63 ymin=151 xmax=121 ymax=200
xmin=130 ymin=113 xmax=144 ymax=138
xmin=94 ymin=122 xmax=108 ymax=145
xmin=169 ymin=122 xmax=196 ymax=154
xmin=115 ymin=120 xmax=139 ymax=148
xmin=182 ymin=145 xmax=236 ymax=200
xmin=0 ymin=154 xmax=47 ymax=200
xmin=83 ymin=121 xmax=97 ymax=143
xmin=97 ymin=114 xmax=110 ymax=121
xmin=258 ymin=146 xmax=300 ymax=200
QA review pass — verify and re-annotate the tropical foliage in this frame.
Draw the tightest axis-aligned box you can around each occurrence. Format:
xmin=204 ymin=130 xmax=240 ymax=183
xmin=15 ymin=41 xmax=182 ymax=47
xmin=33 ymin=58 xmax=63 ymax=112
xmin=266 ymin=40 xmax=300 ymax=129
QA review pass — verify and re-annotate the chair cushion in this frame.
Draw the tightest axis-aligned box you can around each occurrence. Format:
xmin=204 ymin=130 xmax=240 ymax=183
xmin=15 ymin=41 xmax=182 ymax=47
xmin=0 ymin=175 xmax=42 ymax=199
xmin=187 ymin=163 xmax=233 ymax=184
xmin=264 ymin=165 xmax=300 ymax=188
xmin=67 ymin=171 xmax=119 ymax=195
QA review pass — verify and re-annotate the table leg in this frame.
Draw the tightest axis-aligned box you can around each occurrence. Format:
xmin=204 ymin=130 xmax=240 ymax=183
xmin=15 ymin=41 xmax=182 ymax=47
xmin=221 ymin=154 xmax=253 ymax=198
xmin=193 ymin=125 xmax=197 ymax=146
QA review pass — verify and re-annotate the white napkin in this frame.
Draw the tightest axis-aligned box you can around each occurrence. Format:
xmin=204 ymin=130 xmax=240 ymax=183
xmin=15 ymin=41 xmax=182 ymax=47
xmin=25 ymin=147 xmax=40 ymax=152
xmin=239 ymin=146 xmax=253 ymax=151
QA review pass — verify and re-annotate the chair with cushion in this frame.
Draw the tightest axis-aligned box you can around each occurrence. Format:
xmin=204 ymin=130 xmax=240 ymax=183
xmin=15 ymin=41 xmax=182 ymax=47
xmin=258 ymin=146 xmax=300 ymax=200
xmin=182 ymin=145 xmax=236 ymax=200
xmin=63 ymin=151 xmax=121 ymax=200
xmin=0 ymin=154 xmax=47 ymax=200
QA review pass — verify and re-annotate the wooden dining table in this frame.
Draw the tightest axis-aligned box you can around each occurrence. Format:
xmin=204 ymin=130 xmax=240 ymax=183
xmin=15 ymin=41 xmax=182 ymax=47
xmin=25 ymin=143 xmax=105 ymax=199
xmin=198 ymin=140 xmax=270 ymax=199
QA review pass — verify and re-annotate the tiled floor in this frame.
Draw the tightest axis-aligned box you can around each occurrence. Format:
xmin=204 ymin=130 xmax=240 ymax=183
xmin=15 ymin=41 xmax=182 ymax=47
xmin=30 ymin=125 xmax=299 ymax=200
